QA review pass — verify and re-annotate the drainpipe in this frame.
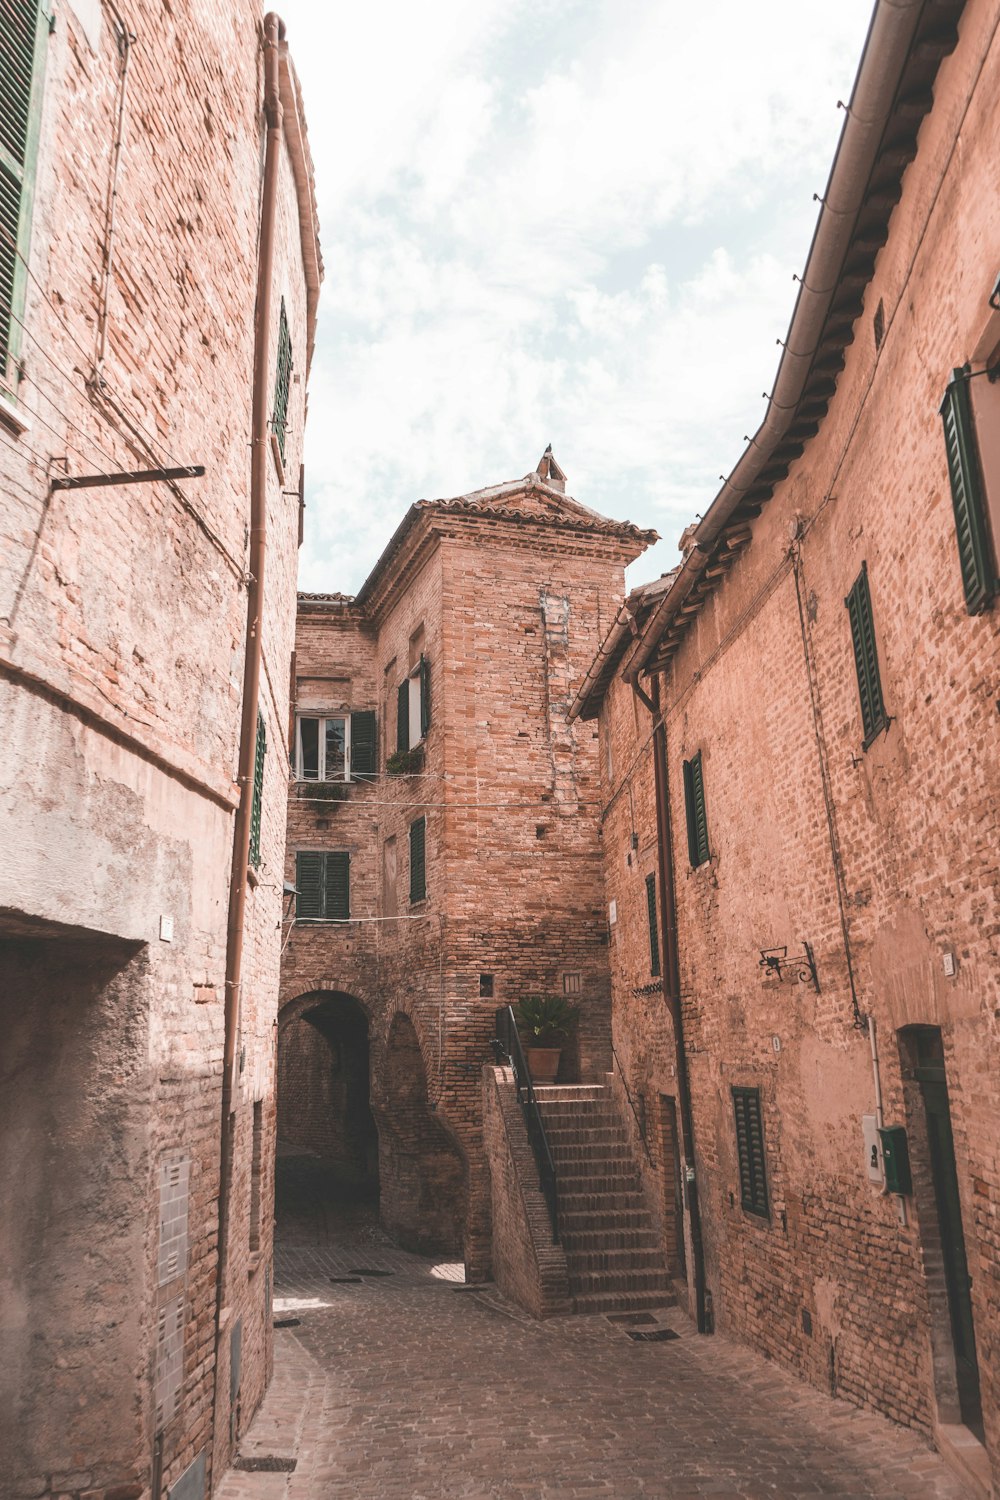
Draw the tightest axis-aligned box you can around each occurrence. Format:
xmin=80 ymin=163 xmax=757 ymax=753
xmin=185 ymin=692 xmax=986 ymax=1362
xmin=635 ymin=671 xmax=708 ymax=1335
xmin=216 ymin=8 xmax=283 ymax=1331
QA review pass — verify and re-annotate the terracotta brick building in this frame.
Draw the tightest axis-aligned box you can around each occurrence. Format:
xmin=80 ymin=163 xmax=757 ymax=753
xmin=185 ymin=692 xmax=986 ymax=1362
xmin=278 ymin=454 xmax=655 ymax=1279
xmin=0 ymin=4 xmax=320 ymax=1497
xmin=573 ymin=0 xmax=1000 ymax=1492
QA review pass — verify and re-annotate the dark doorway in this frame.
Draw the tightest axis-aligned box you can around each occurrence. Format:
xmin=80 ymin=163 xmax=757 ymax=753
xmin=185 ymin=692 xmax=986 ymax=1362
xmin=276 ymin=993 xmax=378 ymax=1238
xmin=901 ymin=1026 xmax=983 ymax=1441
xmin=657 ymin=1094 xmax=686 ymax=1277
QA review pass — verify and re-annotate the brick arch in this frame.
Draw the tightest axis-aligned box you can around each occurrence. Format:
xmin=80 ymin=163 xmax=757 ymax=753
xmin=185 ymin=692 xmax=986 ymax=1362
xmin=276 ymin=988 xmax=377 ymax=1190
xmin=373 ymin=1010 xmax=466 ymax=1258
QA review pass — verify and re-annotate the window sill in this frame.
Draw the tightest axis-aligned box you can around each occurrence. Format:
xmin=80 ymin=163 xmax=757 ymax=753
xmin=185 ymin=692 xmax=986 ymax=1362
xmin=247 ymin=866 xmax=261 ymax=889
xmin=270 ymin=432 xmax=286 ymax=486
xmin=247 ymin=1250 xmax=263 ymax=1278
xmin=0 ymin=391 xmax=31 ymax=437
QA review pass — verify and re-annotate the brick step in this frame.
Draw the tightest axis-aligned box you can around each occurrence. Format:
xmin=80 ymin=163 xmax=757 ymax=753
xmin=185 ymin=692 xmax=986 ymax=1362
xmin=533 ymin=1085 xmax=609 ymax=1102
xmin=559 ymin=1209 xmax=656 ymax=1233
xmin=557 ymin=1190 xmax=648 ymax=1214
xmin=554 ymin=1169 xmax=642 ymax=1192
xmin=563 ymin=1247 xmax=668 ymax=1275
xmin=572 ymin=1288 xmax=676 ymax=1316
xmin=568 ymin=1267 xmax=672 ymax=1297
xmin=550 ymin=1146 xmax=636 ymax=1168
xmin=544 ymin=1123 xmax=629 ymax=1143
xmin=559 ymin=1228 xmax=661 ymax=1253
xmin=537 ymin=1106 xmax=619 ymax=1126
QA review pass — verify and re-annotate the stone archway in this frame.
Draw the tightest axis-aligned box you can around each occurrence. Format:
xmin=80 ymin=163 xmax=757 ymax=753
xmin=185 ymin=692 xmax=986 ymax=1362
xmin=374 ymin=1012 xmax=466 ymax=1257
xmin=276 ymin=991 xmax=378 ymax=1229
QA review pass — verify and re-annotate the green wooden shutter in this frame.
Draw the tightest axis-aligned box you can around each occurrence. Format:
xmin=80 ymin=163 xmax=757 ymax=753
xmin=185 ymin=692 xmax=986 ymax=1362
xmin=940 ymin=371 xmax=996 ymax=615
xmin=295 ymin=850 xmax=322 ymax=919
xmin=645 ymin=872 xmax=660 ymax=977
xmin=733 ymin=1087 xmax=769 ymax=1218
xmin=409 ymin=816 xmax=426 ymax=903
xmin=272 ymin=298 xmax=292 ymax=461
xmin=419 ymin=654 xmax=431 ymax=737
xmin=323 ymin=850 xmax=350 ymax=921
xmin=249 ymin=711 xmax=266 ymax=867
xmin=350 ymin=710 xmax=377 ymax=779
xmin=396 ymin=679 xmax=409 ymax=754
xmin=682 ymin=752 xmax=709 ymax=867
xmin=0 ymin=1 xmax=49 ymax=394
xmin=845 ymin=564 xmax=888 ymax=748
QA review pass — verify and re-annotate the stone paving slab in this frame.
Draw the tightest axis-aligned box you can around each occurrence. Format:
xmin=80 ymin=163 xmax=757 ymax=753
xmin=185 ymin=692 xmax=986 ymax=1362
xmin=219 ymin=1212 xmax=968 ymax=1500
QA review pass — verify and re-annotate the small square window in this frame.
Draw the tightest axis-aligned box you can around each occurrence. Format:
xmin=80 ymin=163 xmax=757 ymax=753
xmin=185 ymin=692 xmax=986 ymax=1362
xmin=562 ymin=972 xmax=581 ymax=996
xmin=479 ymin=973 xmax=494 ymax=999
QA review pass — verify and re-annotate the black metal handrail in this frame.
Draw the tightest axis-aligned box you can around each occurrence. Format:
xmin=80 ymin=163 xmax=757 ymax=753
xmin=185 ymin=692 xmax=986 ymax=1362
xmin=492 ymin=1006 xmax=559 ymax=1242
xmin=610 ymin=1039 xmax=653 ymax=1165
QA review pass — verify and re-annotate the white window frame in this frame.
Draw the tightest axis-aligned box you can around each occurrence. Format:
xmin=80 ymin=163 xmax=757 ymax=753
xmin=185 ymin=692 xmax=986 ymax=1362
xmin=295 ymin=714 xmax=352 ymax=781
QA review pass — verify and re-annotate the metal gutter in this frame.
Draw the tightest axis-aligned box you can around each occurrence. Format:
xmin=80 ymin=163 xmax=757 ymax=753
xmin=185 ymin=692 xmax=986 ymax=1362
xmin=626 ymin=0 xmax=963 ymax=682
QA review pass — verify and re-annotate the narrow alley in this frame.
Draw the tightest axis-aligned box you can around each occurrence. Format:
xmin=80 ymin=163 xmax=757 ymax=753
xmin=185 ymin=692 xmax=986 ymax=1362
xmin=219 ymin=1187 xmax=967 ymax=1500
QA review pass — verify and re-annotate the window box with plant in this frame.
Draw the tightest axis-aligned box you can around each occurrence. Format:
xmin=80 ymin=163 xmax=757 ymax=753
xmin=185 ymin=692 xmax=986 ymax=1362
xmin=387 ymin=745 xmax=424 ymax=776
xmin=514 ymin=995 xmax=578 ymax=1084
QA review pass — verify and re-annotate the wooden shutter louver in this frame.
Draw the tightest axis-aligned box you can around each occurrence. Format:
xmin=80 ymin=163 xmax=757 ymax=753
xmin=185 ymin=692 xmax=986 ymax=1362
xmin=350 ymin=710 xmax=377 ymax=779
xmin=645 ymin=873 xmax=660 ymax=977
xmin=419 ymin=654 xmax=431 ymax=737
xmin=295 ymin=850 xmax=322 ymax=919
xmin=732 ymin=1087 xmax=769 ymax=1218
xmin=272 ymin=299 xmax=292 ymax=461
xmin=845 ymin=564 xmax=888 ymax=748
xmin=682 ymin=752 xmax=709 ymax=867
xmin=324 ymin=850 xmax=350 ymax=921
xmin=409 ymin=816 xmax=426 ymax=903
xmin=249 ymin=711 xmax=266 ymax=867
xmin=396 ymin=679 xmax=409 ymax=754
xmin=0 ymin=1 xmax=48 ymax=389
xmin=940 ymin=371 xmax=996 ymax=615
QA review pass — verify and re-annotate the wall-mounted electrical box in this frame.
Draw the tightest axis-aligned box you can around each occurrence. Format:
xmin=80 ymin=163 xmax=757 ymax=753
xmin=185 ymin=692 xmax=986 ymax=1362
xmin=862 ymin=1114 xmax=884 ymax=1184
xmin=878 ymin=1125 xmax=912 ymax=1196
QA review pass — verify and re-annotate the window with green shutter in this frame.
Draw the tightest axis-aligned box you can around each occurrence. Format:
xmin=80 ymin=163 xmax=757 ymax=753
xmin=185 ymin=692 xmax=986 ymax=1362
xmin=272 ymin=298 xmax=292 ymax=461
xmin=682 ymin=751 xmax=710 ymax=868
xmin=419 ymin=653 xmax=431 ymax=737
xmin=295 ymin=850 xmax=349 ymax=921
xmin=1 ymin=1 xmax=50 ymax=396
xmin=409 ymin=816 xmax=426 ymax=903
xmin=940 ymin=370 xmax=997 ymax=615
xmin=645 ymin=872 xmax=660 ymax=977
xmin=845 ymin=563 xmax=888 ymax=749
xmin=249 ymin=711 xmax=266 ymax=868
xmin=732 ymin=1087 xmax=769 ymax=1219
xmin=396 ymin=678 xmax=409 ymax=754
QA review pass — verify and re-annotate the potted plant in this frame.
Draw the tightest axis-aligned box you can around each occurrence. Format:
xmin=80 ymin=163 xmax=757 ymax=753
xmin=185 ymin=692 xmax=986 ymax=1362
xmin=514 ymin=995 xmax=578 ymax=1083
xmin=386 ymin=746 xmax=424 ymax=776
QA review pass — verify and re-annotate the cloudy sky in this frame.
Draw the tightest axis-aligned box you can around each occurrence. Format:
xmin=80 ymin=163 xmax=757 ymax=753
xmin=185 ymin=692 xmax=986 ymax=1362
xmin=280 ymin=0 xmax=875 ymax=594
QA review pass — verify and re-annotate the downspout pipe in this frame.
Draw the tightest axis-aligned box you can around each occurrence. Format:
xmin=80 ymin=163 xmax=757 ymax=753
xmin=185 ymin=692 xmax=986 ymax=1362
xmin=626 ymin=0 xmax=928 ymax=683
xmin=635 ymin=672 xmax=708 ymax=1335
xmin=216 ymin=9 xmax=283 ymax=1328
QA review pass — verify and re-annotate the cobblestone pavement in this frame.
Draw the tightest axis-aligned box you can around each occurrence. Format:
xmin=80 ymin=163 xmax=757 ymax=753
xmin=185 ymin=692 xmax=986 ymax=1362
xmin=219 ymin=1172 xmax=967 ymax=1500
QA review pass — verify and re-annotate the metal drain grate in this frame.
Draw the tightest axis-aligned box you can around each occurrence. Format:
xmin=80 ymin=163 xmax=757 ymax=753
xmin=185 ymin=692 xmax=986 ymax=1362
xmin=273 ymin=1318 xmax=301 ymax=1329
xmin=232 ymin=1456 xmax=297 ymax=1473
xmin=627 ymin=1327 xmax=680 ymax=1342
xmin=607 ymin=1312 xmax=658 ymax=1326
xmin=329 ymin=1276 xmax=363 ymax=1284
xmin=348 ymin=1268 xmax=394 ymax=1277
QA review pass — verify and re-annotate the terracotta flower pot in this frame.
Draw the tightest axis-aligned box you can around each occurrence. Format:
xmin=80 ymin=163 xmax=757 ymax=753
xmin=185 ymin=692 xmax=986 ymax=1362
xmin=524 ymin=1046 xmax=561 ymax=1083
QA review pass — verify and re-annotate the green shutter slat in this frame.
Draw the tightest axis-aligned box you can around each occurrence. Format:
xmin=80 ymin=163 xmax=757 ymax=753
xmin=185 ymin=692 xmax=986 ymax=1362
xmin=249 ymin=711 xmax=266 ymax=868
xmin=940 ymin=372 xmax=995 ymax=615
xmin=295 ymin=850 xmax=322 ymax=919
xmin=0 ymin=2 xmax=49 ymax=390
xmin=845 ymin=564 xmax=888 ymax=747
xmin=397 ymin=679 xmax=409 ymax=754
xmin=683 ymin=752 xmax=709 ymax=867
xmin=409 ymin=816 xmax=426 ymax=903
xmin=350 ymin=710 xmax=377 ymax=779
xmin=419 ymin=653 xmax=431 ymax=737
xmin=324 ymin=851 xmax=350 ymax=921
xmin=645 ymin=873 xmax=660 ymax=977
xmin=272 ymin=298 xmax=293 ymax=461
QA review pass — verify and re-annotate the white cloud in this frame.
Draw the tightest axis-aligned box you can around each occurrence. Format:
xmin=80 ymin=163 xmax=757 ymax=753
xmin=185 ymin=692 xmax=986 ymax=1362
xmin=279 ymin=0 xmax=876 ymax=594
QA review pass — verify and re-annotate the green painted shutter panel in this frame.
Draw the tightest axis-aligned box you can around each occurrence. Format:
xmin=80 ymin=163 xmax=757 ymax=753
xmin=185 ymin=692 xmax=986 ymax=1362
xmin=409 ymin=816 xmax=426 ymax=903
xmin=396 ymin=679 xmax=409 ymax=754
xmin=645 ymin=873 xmax=660 ymax=977
xmin=940 ymin=371 xmax=996 ymax=615
xmin=295 ymin=851 xmax=322 ymax=919
xmin=249 ymin=711 xmax=266 ymax=868
xmin=845 ymin=564 xmax=888 ymax=747
xmin=324 ymin=851 xmax=350 ymax=921
xmin=733 ymin=1087 xmax=769 ymax=1218
xmin=0 ymin=1 xmax=49 ymax=390
xmin=272 ymin=298 xmax=292 ymax=461
xmin=419 ymin=654 xmax=431 ymax=737
xmin=682 ymin=752 xmax=709 ymax=867
xmin=350 ymin=710 xmax=377 ymax=779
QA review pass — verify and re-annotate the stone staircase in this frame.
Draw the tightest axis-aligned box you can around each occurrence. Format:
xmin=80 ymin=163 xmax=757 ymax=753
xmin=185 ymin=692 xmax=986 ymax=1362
xmin=534 ymin=1081 xmax=675 ymax=1316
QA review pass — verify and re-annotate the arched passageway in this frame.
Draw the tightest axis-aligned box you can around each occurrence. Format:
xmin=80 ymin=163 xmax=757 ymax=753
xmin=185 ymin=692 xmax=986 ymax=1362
xmin=375 ymin=1013 xmax=466 ymax=1257
xmin=276 ymin=992 xmax=378 ymax=1232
